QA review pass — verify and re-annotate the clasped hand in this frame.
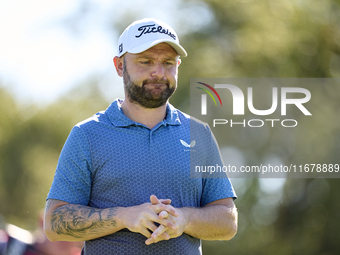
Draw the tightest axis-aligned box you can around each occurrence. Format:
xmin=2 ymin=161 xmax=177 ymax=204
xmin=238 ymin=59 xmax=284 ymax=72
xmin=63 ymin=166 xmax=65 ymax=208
xmin=122 ymin=195 xmax=187 ymax=245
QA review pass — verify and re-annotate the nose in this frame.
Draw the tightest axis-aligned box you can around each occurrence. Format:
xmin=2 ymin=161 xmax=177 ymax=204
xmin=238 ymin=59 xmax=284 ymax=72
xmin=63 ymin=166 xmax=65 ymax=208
xmin=151 ymin=62 xmax=165 ymax=79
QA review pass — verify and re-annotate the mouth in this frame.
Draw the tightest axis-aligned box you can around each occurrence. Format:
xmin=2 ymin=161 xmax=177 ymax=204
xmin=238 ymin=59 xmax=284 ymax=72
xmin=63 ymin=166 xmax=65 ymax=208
xmin=143 ymin=80 xmax=169 ymax=88
xmin=143 ymin=83 xmax=168 ymax=89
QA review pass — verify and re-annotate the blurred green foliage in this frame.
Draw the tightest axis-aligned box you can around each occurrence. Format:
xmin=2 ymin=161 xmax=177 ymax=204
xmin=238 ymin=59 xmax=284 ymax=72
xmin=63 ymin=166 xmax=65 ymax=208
xmin=1 ymin=0 xmax=340 ymax=254
xmin=0 ymin=82 xmax=110 ymax=229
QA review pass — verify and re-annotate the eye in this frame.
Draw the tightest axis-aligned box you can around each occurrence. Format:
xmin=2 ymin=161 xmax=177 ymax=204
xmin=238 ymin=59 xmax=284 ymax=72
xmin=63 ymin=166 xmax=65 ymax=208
xmin=164 ymin=61 xmax=175 ymax=66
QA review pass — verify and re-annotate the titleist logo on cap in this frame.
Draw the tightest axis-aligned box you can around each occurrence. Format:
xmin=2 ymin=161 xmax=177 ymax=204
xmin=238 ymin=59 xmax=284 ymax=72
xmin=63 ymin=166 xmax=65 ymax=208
xmin=135 ymin=24 xmax=176 ymax=40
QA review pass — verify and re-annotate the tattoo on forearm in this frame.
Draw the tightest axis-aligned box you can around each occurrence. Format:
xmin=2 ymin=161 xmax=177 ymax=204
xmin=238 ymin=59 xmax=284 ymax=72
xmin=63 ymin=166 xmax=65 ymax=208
xmin=50 ymin=204 xmax=117 ymax=239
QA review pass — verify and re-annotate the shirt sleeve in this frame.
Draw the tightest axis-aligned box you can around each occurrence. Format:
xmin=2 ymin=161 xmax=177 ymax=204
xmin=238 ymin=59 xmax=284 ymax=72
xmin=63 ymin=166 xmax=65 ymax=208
xmin=47 ymin=125 xmax=92 ymax=205
xmin=200 ymin=124 xmax=237 ymax=207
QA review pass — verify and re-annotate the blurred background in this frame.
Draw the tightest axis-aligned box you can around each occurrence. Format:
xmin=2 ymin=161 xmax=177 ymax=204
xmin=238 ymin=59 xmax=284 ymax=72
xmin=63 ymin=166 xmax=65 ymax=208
xmin=0 ymin=0 xmax=339 ymax=254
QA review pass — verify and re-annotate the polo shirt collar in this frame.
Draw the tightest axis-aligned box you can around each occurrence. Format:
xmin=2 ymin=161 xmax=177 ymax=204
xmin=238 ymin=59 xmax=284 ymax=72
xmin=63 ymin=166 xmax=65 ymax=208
xmin=106 ymin=99 xmax=181 ymax=128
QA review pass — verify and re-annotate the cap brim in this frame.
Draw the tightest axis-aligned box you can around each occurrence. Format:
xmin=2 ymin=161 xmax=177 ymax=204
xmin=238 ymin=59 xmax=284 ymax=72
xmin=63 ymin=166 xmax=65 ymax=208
xmin=122 ymin=39 xmax=187 ymax=57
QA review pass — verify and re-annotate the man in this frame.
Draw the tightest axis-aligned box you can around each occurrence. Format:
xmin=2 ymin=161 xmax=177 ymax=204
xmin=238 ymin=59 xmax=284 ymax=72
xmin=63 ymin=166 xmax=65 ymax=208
xmin=44 ymin=18 xmax=237 ymax=254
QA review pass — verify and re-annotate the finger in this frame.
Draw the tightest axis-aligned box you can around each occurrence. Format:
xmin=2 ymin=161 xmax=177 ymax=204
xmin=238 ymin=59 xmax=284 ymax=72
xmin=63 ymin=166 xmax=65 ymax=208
xmin=151 ymin=195 xmax=172 ymax=206
xmin=150 ymin=195 xmax=160 ymax=205
xmin=156 ymin=204 xmax=179 ymax=217
xmin=145 ymin=237 xmax=156 ymax=245
xmin=145 ymin=225 xmax=168 ymax=245
xmin=151 ymin=216 xmax=177 ymax=230
xmin=160 ymin=232 xmax=170 ymax=240
xmin=145 ymin=221 xmax=158 ymax=233
xmin=159 ymin=199 xmax=171 ymax=205
xmin=139 ymin=227 xmax=152 ymax=239
xmin=159 ymin=210 xmax=169 ymax=219
xmin=145 ymin=232 xmax=170 ymax=245
xmin=151 ymin=225 xmax=168 ymax=240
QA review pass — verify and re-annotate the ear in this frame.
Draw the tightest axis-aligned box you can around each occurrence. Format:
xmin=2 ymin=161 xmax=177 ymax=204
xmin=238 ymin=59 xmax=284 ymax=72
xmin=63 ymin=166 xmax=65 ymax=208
xmin=177 ymin=58 xmax=181 ymax=67
xmin=113 ymin=56 xmax=124 ymax=77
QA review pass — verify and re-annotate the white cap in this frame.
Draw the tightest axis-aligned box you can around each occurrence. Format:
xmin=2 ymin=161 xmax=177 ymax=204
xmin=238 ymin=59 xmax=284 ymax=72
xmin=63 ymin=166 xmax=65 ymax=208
xmin=117 ymin=18 xmax=187 ymax=57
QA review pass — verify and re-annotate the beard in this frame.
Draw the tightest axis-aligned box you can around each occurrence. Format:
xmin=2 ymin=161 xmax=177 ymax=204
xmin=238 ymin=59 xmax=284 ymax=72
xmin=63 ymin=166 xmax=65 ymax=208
xmin=123 ymin=61 xmax=176 ymax=109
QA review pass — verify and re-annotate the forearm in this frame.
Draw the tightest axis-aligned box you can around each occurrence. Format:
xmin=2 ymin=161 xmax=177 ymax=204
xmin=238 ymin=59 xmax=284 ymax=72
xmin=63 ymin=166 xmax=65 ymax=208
xmin=44 ymin=197 xmax=178 ymax=242
xmin=44 ymin=200 xmax=125 ymax=242
xmin=182 ymin=204 xmax=238 ymax=240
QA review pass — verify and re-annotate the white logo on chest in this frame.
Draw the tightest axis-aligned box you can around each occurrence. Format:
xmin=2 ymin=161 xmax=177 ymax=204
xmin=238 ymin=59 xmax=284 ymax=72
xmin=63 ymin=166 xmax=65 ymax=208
xmin=180 ymin=139 xmax=196 ymax=148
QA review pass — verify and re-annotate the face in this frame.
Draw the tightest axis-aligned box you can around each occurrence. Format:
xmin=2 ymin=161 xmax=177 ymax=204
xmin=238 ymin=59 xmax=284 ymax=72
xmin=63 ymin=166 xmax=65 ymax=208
xmin=116 ymin=43 xmax=180 ymax=108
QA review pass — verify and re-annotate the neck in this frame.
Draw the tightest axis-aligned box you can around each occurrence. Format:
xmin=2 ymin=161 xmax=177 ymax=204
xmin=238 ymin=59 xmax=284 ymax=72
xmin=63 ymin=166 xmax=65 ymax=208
xmin=121 ymin=99 xmax=167 ymax=129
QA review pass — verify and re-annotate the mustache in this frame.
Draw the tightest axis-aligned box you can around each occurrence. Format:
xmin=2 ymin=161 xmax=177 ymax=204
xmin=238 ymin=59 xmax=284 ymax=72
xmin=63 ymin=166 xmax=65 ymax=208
xmin=142 ymin=79 xmax=169 ymax=86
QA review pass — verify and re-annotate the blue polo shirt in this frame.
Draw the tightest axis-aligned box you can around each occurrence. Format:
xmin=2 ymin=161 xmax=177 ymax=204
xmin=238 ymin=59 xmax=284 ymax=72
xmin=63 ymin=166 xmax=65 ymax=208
xmin=47 ymin=99 xmax=236 ymax=255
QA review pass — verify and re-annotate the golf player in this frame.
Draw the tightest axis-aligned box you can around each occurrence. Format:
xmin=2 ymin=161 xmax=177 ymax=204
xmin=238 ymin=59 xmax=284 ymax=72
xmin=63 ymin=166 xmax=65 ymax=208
xmin=44 ymin=18 xmax=238 ymax=254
